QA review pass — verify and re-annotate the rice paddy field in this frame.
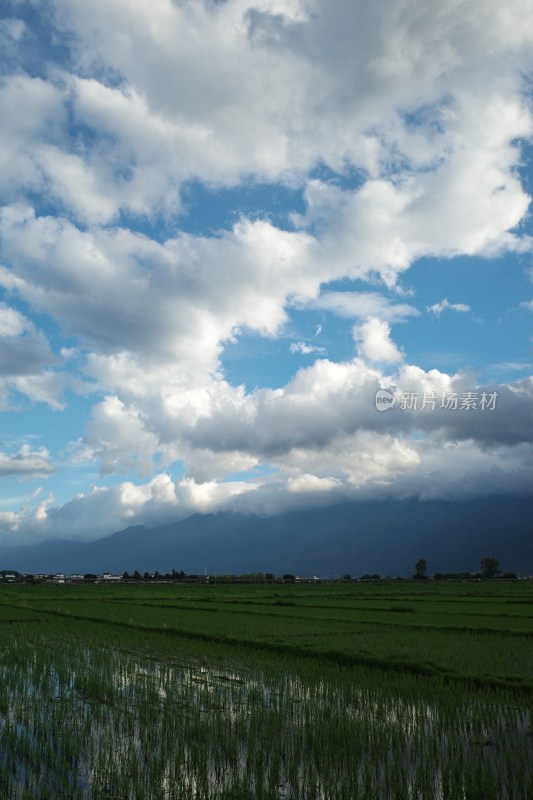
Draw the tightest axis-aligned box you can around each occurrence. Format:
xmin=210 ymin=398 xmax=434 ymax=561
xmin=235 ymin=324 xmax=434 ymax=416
xmin=0 ymin=580 xmax=531 ymax=799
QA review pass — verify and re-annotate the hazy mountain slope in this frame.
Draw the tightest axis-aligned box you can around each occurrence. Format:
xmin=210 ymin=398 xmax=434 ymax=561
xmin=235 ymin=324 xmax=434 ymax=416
xmin=0 ymin=496 xmax=531 ymax=576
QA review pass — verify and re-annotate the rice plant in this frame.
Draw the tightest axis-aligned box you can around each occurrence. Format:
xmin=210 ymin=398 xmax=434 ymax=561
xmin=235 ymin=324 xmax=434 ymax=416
xmin=0 ymin=622 xmax=529 ymax=799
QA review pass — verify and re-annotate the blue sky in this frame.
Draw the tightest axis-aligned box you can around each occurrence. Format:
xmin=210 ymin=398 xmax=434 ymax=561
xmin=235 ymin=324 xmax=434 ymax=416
xmin=0 ymin=0 xmax=532 ymax=544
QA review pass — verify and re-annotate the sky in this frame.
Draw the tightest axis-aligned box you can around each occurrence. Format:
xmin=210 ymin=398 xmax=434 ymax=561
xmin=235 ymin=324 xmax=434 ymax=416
xmin=0 ymin=0 xmax=532 ymax=546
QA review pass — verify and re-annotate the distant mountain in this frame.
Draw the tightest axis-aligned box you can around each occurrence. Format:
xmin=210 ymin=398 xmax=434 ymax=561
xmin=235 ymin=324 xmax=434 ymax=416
xmin=0 ymin=495 xmax=532 ymax=576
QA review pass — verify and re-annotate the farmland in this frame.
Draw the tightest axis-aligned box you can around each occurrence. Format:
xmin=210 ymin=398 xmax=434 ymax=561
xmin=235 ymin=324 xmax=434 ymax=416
xmin=0 ymin=580 xmax=531 ymax=798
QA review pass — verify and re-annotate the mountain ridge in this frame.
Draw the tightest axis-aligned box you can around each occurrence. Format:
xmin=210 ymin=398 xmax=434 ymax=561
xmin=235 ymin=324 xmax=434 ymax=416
xmin=1 ymin=496 xmax=531 ymax=576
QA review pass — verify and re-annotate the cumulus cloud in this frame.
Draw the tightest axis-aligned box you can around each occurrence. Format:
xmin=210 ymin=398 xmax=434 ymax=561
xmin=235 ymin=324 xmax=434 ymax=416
xmin=0 ymin=0 xmax=530 ymax=253
xmin=0 ymin=473 xmax=258 ymax=544
xmin=0 ymin=302 xmax=56 ymax=376
xmin=82 ymin=396 xmax=162 ymax=477
xmin=0 ymin=445 xmax=54 ymax=478
xmin=0 ymin=302 xmax=75 ymax=408
xmin=72 ymin=351 xmax=533 ymax=491
xmin=354 ymin=318 xmax=404 ymax=363
xmin=0 ymin=207 xmax=316 ymax=373
xmin=2 ymin=410 xmax=532 ymax=544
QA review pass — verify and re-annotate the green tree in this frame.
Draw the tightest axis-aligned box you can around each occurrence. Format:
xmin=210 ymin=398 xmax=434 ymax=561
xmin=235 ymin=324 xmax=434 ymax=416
xmin=413 ymin=558 xmax=428 ymax=580
xmin=480 ymin=557 xmax=501 ymax=579
xmin=282 ymin=573 xmax=296 ymax=583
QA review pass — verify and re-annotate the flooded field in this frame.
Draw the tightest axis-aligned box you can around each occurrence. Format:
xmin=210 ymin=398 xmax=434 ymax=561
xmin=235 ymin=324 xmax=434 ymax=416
xmin=0 ymin=622 xmax=530 ymax=800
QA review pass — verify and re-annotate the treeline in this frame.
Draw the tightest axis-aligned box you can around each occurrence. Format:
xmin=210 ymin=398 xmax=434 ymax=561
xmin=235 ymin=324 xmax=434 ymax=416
xmin=0 ymin=558 xmax=523 ymax=584
xmin=410 ymin=557 xmax=518 ymax=581
xmin=121 ymin=570 xmax=278 ymax=583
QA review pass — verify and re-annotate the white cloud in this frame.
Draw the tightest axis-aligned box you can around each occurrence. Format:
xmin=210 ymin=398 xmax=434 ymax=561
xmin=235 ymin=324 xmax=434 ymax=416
xmin=0 ymin=0 xmax=530 ymax=242
xmin=83 ymin=396 xmax=161 ymax=477
xmin=290 ymin=341 xmax=326 ymax=355
xmin=0 ymin=473 xmax=258 ymax=544
xmin=427 ymin=298 xmax=471 ymax=315
xmin=0 ymin=302 xmax=75 ymax=409
xmin=311 ymin=291 xmax=418 ymax=322
xmin=0 ymin=208 xmax=316 ymax=373
xmin=354 ymin=318 xmax=404 ymax=363
xmin=0 ymin=445 xmax=54 ymax=478
xmin=74 ymin=350 xmax=533 ymax=492
xmin=0 ymin=323 xmax=56 ymax=376
xmin=287 ymin=474 xmax=342 ymax=493
xmin=0 ymin=362 xmax=531 ymax=542
xmin=0 ymin=303 xmax=31 ymax=337
xmin=0 ymin=74 xmax=66 ymax=201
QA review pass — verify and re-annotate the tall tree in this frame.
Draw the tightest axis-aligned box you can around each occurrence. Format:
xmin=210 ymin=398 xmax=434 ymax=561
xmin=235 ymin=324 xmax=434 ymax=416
xmin=414 ymin=558 xmax=428 ymax=579
xmin=480 ymin=557 xmax=500 ymax=579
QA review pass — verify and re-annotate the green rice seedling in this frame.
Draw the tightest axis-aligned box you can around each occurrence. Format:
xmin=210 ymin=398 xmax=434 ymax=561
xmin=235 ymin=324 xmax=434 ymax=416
xmin=0 ymin=584 xmax=530 ymax=798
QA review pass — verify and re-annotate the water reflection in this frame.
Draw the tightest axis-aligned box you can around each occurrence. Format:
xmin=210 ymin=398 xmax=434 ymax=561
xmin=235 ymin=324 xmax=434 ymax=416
xmin=0 ymin=637 xmax=530 ymax=799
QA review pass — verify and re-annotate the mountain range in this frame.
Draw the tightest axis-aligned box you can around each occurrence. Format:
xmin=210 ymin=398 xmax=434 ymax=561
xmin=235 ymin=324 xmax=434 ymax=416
xmin=0 ymin=495 xmax=532 ymax=577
